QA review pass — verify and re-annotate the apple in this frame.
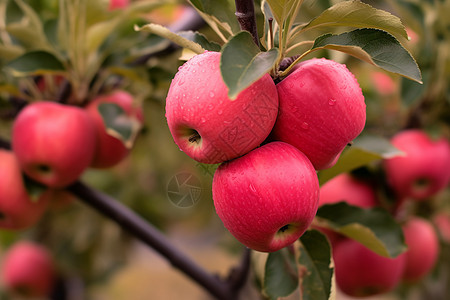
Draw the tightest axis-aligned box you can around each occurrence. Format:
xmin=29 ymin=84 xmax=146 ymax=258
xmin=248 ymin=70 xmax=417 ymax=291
xmin=383 ymin=129 xmax=450 ymax=200
xmin=319 ymin=173 xmax=378 ymax=208
xmin=109 ymin=0 xmax=129 ymax=10
xmin=402 ymin=217 xmax=439 ymax=283
xmin=212 ymin=141 xmax=319 ymax=252
xmin=433 ymin=212 xmax=450 ymax=243
xmin=165 ymin=51 xmax=279 ymax=164
xmin=12 ymin=101 xmax=97 ymax=188
xmin=1 ymin=241 xmax=55 ymax=297
xmin=333 ymin=238 xmax=406 ymax=297
xmin=0 ymin=150 xmax=50 ymax=230
xmin=269 ymin=58 xmax=366 ymax=170
xmin=371 ymin=71 xmax=396 ymax=96
xmin=85 ymin=90 xmax=144 ymax=168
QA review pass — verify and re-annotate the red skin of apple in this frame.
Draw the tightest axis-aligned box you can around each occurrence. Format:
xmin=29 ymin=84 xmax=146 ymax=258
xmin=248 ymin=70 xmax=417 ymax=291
xmin=1 ymin=241 xmax=55 ymax=297
xmin=402 ymin=217 xmax=439 ymax=283
xmin=384 ymin=129 xmax=450 ymax=200
xmin=86 ymin=90 xmax=144 ymax=168
xmin=109 ymin=0 xmax=129 ymax=10
xmin=333 ymin=238 xmax=406 ymax=297
xmin=270 ymin=58 xmax=366 ymax=170
xmin=0 ymin=150 xmax=50 ymax=230
xmin=12 ymin=101 xmax=97 ymax=188
xmin=314 ymin=173 xmax=378 ymax=244
xmin=433 ymin=212 xmax=450 ymax=243
xmin=212 ymin=142 xmax=319 ymax=252
xmin=165 ymin=51 xmax=279 ymax=164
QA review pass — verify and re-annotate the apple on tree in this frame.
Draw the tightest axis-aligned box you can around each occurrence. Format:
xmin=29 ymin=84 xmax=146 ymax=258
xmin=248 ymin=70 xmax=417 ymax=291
xmin=0 ymin=241 xmax=55 ymax=298
xmin=383 ymin=129 xmax=450 ymax=200
xmin=0 ymin=149 xmax=50 ymax=230
xmin=165 ymin=51 xmax=279 ymax=164
xmin=212 ymin=141 xmax=319 ymax=252
xmin=269 ymin=58 xmax=366 ymax=170
xmin=85 ymin=90 xmax=144 ymax=169
xmin=12 ymin=101 xmax=97 ymax=188
xmin=402 ymin=217 xmax=439 ymax=283
xmin=333 ymin=238 xmax=406 ymax=297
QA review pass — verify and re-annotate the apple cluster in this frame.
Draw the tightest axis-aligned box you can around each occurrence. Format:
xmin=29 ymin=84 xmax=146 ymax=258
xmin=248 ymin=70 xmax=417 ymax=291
xmin=165 ymin=51 xmax=367 ymax=252
xmin=0 ymin=90 xmax=143 ymax=232
xmin=315 ymin=128 xmax=450 ymax=297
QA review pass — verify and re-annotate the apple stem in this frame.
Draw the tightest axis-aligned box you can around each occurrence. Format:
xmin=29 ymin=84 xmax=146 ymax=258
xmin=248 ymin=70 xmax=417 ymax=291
xmin=234 ymin=0 xmax=260 ymax=47
xmin=67 ymin=180 xmax=249 ymax=300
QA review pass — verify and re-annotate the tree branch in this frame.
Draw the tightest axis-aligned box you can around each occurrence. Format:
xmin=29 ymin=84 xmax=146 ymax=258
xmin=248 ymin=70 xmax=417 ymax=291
xmin=235 ymin=0 xmax=259 ymax=47
xmin=66 ymin=181 xmax=247 ymax=300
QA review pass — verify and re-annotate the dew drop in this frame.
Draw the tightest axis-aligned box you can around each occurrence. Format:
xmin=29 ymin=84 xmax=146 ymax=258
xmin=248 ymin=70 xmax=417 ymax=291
xmin=209 ymin=92 xmax=215 ymax=98
xmin=301 ymin=122 xmax=309 ymax=130
xmin=178 ymin=78 xmax=185 ymax=86
xmin=200 ymin=117 xmax=206 ymax=124
xmin=208 ymin=104 xmax=214 ymax=110
xmin=328 ymin=98 xmax=337 ymax=106
xmin=217 ymin=110 xmax=223 ymax=115
xmin=249 ymin=184 xmax=257 ymax=193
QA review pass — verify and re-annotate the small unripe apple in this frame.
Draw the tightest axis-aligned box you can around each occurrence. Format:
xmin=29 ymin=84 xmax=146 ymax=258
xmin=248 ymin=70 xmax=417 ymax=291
xmin=0 ymin=149 xmax=50 ymax=230
xmin=212 ymin=142 xmax=319 ymax=252
xmin=384 ymin=130 xmax=450 ymax=200
xmin=12 ymin=101 xmax=97 ymax=188
xmin=165 ymin=51 xmax=279 ymax=164
xmin=85 ymin=90 xmax=144 ymax=168
xmin=333 ymin=238 xmax=406 ymax=297
xmin=1 ymin=241 xmax=55 ymax=297
xmin=402 ymin=217 xmax=439 ymax=283
xmin=270 ymin=58 xmax=366 ymax=170
xmin=319 ymin=173 xmax=377 ymax=208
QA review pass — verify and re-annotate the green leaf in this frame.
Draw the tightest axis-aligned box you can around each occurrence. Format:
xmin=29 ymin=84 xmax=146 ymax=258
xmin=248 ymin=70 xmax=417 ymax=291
xmin=264 ymin=248 xmax=298 ymax=300
xmin=221 ymin=31 xmax=279 ymax=99
xmin=6 ymin=51 xmax=65 ymax=76
xmin=318 ymin=135 xmax=403 ymax=185
xmin=301 ymin=0 xmax=408 ymax=40
xmin=266 ymin=0 xmax=303 ymax=28
xmin=298 ymin=230 xmax=334 ymax=300
xmin=177 ymin=31 xmax=221 ymax=52
xmin=98 ymin=103 xmax=141 ymax=149
xmin=0 ymin=44 xmax=25 ymax=61
xmin=316 ymin=202 xmax=407 ymax=258
xmin=311 ymin=29 xmax=422 ymax=83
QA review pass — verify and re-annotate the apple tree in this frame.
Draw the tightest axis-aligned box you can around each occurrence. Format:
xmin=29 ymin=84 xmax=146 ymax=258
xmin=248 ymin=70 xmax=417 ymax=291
xmin=0 ymin=0 xmax=449 ymax=299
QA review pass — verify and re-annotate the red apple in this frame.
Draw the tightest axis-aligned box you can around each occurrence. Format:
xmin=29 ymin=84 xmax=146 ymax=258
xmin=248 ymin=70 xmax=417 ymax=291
xmin=319 ymin=173 xmax=377 ymax=208
xmin=86 ymin=90 xmax=144 ymax=168
xmin=165 ymin=51 xmax=279 ymax=164
xmin=0 ymin=150 xmax=50 ymax=230
xmin=109 ymin=0 xmax=129 ymax=10
xmin=384 ymin=130 xmax=450 ymax=200
xmin=371 ymin=71 xmax=396 ymax=96
xmin=402 ymin=217 xmax=439 ymax=283
xmin=1 ymin=241 xmax=55 ymax=297
xmin=212 ymin=142 xmax=319 ymax=252
xmin=433 ymin=212 xmax=450 ymax=243
xmin=270 ymin=58 xmax=366 ymax=170
xmin=12 ymin=101 xmax=97 ymax=188
xmin=333 ymin=238 xmax=406 ymax=297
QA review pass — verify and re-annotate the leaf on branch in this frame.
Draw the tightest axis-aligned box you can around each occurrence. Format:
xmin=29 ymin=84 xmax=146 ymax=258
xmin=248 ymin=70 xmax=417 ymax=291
xmin=318 ymin=135 xmax=404 ymax=185
xmin=311 ymin=28 xmax=422 ymax=83
xmin=6 ymin=51 xmax=65 ymax=76
xmin=135 ymin=23 xmax=205 ymax=55
xmin=188 ymin=0 xmax=240 ymax=42
xmin=315 ymin=202 xmax=407 ymax=258
xmin=177 ymin=31 xmax=221 ymax=51
xmin=298 ymin=230 xmax=334 ymax=300
xmin=264 ymin=248 xmax=298 ymax=300
xmin=300 ymin=0 xmax=408 ymax=40
xmin=221 ymin=31 xmax=279 ymax=99
xmin=266 ymin=0 xmax=303 ymax=29
xmin=98 ymin=103 xmax=142 ymax=149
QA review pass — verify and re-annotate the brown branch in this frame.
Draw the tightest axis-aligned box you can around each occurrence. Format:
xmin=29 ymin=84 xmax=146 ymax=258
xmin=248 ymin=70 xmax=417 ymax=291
xmin=235 ymin=0 xmax=259 ymax=47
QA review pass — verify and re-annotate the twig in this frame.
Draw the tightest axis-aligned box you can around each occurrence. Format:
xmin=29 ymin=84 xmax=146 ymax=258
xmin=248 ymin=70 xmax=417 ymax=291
xmin=234 ymin=0 xmax=259 ymax=47
xmin=66 ymin=180 xmax=247 ymax=300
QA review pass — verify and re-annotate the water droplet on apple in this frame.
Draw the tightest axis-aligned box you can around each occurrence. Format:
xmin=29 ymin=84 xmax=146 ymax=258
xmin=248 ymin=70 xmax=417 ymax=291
xmin=209 ymin=92 xmax=215 ymax=98
xmin=301 ymin=122 xmax=309 ymax=130
xmin=249 ymin=184 xmax=257 ymax=193
xmin=178 ymin=78 xmax=185 ymax=86
xmin=208 ymin=104 xmax=214 ymax=110
xmin=217 ymin=110 xmax=223 ymax=115
xmin=328 ymin=98 xmax=337 ymax=106
xmin=200 ymin=117 xmax=206 ymax=124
